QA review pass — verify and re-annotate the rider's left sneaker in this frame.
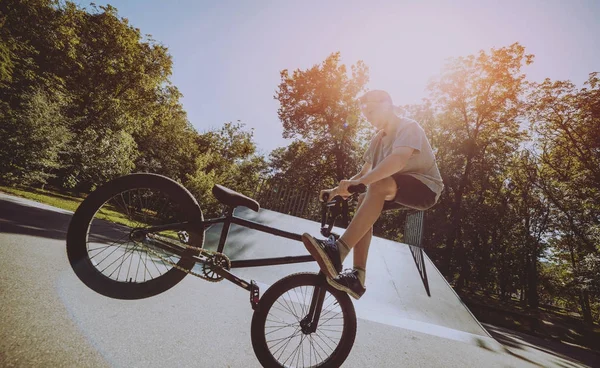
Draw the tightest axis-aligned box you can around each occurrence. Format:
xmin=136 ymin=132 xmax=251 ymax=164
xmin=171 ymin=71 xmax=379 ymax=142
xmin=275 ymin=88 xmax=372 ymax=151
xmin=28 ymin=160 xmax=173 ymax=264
xmin=301 ymin=233 xmax=342 ymax=279
xmin=327 ymin=268 xmax=366 ymax=300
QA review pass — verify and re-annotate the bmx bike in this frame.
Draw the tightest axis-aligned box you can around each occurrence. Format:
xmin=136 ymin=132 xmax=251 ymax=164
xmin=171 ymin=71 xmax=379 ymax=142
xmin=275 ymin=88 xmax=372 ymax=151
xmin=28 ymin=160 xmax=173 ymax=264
xmin=66 ymin=173 xmax=365 ymax=367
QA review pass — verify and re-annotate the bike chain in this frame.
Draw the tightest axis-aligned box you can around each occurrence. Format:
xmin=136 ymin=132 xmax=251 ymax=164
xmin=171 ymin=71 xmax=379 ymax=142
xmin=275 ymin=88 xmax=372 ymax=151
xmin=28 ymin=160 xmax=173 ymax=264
xmin=141 ymin=234 xmax=231 ymax=283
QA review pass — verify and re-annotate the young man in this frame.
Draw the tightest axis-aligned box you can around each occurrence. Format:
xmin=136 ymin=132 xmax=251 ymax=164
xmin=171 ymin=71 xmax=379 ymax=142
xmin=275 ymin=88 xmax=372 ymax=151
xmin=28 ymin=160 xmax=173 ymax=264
xmin=302 ymin=90 xmax=444 ymax=299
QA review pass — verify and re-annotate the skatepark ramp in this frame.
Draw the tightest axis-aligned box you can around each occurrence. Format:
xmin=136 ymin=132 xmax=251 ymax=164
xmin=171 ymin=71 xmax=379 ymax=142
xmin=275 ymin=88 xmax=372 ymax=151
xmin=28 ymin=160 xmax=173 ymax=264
xmin=204 ymin=207 xmax=493 ymax=344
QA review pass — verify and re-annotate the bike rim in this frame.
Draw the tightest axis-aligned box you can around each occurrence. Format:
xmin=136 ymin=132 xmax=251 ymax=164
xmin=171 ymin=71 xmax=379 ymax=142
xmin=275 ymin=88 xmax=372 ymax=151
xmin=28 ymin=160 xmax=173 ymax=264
xmin=264 ymin=285 xmax=345 ymax=367
xmin=85 ymin=187 xmax=190 ymax=284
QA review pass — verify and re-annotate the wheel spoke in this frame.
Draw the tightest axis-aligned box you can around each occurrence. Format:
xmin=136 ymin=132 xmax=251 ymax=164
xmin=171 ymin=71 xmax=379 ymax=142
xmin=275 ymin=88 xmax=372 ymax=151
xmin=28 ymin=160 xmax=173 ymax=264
xmin=106 ymin=241 xmax=138 ymax=278
xmin=81 ymin=186 xmax=195 ymax=285
xmin=88 ymin=232 xmax=130 ymax=260
xmin=95 ymin=240 xmax=131 ymax=271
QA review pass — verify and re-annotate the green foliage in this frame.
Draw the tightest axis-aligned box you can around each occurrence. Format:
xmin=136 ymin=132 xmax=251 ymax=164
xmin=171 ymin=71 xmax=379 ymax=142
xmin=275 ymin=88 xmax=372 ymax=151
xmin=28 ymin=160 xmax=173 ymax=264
xmin=0 ymin=41 xmax=13 ymax=85
xmin=0 ymin=0 xmax=179 ymax=189
xmin=273 ymin=52 xmax=370 ymax=201
xmin=426 ymin=43 xmax=532 ymax=285
xmin=133 ymin=86 xmax=199 ymax=182
xmin=58 ymin=3 xmax=173 ymax=135
xmin=185 ymin=122 xmax=268 ymax=217
xmin=61 ymin=127 xmax=137 ymax=190
xmin=0 ymin=0 xmax=268 ymax=207
xmin=0 ymin=87 xmax=71 ymax=186
xmin=526 ymin=72 xmax=600 ymax=323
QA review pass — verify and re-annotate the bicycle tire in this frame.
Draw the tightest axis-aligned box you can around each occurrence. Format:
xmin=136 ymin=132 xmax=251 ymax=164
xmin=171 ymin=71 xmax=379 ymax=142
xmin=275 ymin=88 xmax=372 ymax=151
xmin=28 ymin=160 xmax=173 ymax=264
xmin=67 ymin=173 xmax=204 ymax=299
xmin=251 ymin=272 xmax=357 ymax=367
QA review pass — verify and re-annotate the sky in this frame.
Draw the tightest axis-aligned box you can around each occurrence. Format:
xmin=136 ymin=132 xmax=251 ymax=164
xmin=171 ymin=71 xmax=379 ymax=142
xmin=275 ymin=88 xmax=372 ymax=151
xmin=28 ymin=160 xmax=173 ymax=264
xmin=82 ymin=0 xmax=599 ymax=156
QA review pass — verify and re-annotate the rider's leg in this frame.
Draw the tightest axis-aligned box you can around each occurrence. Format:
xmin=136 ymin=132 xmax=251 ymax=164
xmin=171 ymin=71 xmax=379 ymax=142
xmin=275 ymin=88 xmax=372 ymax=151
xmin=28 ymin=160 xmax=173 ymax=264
xmin=352 ymin=228 xmax=372 ymax=268
xmin=339 ymin=193 xmax=372 ymax=268
xmin=339 ymin=176 xmax=396 ymax=251
xmin=301 ymin=176 xmax=396 ymax=285
xmin=339 ymin=177 xmax=396 ymax=282
xmin=351 ymin=227 xmax=372 ymax=287
xmin=338 ymin=194 xmax=372 ymax=286
xmin=325 ymin=177 xmax=396 ymax=299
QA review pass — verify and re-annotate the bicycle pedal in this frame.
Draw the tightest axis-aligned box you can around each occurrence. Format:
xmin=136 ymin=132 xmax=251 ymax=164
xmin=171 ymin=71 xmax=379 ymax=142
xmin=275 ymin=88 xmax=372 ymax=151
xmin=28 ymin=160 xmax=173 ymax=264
xmin=177 ymin=231 xmax=190 ymax=244
xmin=250 ymin=280 xmax=260 ymax=310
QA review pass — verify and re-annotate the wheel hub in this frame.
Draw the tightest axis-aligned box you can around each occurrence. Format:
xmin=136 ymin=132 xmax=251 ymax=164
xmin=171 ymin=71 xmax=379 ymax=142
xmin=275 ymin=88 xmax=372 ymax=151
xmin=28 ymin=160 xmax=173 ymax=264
xmin=300 ymin=318 xmax=313 ymax=334
xmin=130 ymin=228 xmax=147 ymax=243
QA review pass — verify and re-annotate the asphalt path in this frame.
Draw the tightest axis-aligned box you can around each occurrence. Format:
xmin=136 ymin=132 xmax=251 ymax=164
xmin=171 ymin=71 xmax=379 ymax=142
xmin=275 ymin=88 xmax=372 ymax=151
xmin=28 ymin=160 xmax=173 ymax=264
xmin=0 ymin=192 xmax=595 ymax=367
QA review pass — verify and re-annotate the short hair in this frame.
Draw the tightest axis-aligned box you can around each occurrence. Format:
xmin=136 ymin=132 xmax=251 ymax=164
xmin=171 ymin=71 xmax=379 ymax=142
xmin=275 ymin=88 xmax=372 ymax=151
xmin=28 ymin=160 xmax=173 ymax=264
xmin=359 ymin=90 xmax=392 ymax=104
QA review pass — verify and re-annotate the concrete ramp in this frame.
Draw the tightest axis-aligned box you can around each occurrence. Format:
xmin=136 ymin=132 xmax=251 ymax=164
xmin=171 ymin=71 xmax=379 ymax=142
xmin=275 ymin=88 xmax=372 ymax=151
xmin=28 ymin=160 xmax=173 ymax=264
xmin=203 ymin=207 xmax=492 ymax=344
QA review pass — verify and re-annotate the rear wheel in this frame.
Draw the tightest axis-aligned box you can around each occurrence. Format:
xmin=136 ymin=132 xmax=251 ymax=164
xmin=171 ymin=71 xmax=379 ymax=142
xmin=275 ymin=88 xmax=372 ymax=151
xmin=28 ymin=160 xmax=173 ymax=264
xmin=251 ymin=273 xmax=357 ymax=367
xmin=67 ymin=173 xmax=204 ymax=299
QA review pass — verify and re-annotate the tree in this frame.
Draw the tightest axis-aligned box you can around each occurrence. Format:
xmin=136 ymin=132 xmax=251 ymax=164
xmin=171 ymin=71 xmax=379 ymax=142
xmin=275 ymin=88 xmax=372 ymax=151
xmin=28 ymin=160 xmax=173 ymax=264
xmin=273 ymin=52 xmax=369 ymax=221
xmin=133 ymin=86 xmax=199 ymax=183
xmin=427 ymin=43 xmax=532 ymax=285
xmin=527 ymin=73 xmax=600 ymax=324
xmin=185 ymin=122 xmax=268 ymax=217
xmin=52 ymin=3 xmax=176 ymax=189
xmin=0 ymin=1 xmax=180 ymax=190
xmin=0 ymin=87 xmax=71 ymax=185
xmin=506 ymin=151 xmax=551 ymax=308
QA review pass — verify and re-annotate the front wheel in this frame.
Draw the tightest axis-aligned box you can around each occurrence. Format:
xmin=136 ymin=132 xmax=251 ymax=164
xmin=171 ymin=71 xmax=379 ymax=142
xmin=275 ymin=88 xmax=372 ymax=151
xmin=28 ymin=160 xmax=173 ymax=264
xmin=251 ymin=273 xmax=357 ymax=367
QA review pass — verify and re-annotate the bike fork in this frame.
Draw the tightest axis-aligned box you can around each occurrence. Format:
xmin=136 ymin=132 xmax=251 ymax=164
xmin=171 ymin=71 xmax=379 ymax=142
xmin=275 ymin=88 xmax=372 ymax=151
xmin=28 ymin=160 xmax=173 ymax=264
xmin=302 ymin=273 xmax=328 ymax=333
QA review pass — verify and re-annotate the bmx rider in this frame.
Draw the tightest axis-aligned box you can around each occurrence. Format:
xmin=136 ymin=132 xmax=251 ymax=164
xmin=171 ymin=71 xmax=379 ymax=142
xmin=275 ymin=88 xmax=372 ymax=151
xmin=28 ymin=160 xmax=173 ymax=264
xmin=302 ymin=90 xmax=444 ymax=299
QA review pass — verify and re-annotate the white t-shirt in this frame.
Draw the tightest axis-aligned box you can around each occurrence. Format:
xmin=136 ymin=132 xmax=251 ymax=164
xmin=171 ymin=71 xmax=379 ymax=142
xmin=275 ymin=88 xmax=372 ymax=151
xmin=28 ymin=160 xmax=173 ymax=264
xmin=363 ymin=117 xmax=444 ymax=201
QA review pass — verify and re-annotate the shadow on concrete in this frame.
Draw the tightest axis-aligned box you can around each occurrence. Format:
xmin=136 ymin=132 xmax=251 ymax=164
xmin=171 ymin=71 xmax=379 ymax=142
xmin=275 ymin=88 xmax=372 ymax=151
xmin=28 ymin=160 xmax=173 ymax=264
xmin=0 ymin=195 xmax=72 ymax=241
xmin=484 ymin=323 xmax=599 ymax=368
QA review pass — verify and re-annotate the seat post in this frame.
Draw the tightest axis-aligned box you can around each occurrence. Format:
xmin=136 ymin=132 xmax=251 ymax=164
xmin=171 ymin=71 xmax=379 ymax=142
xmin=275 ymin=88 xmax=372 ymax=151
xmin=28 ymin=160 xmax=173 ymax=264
xmin=217 ymin=206 xmax=235 ymax=253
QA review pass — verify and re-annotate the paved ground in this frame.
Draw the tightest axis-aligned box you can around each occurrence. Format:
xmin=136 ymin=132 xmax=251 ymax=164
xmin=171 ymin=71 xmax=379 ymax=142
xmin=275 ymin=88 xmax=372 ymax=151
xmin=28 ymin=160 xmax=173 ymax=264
xmin=1 ymin=192 xmax=596 ymax=367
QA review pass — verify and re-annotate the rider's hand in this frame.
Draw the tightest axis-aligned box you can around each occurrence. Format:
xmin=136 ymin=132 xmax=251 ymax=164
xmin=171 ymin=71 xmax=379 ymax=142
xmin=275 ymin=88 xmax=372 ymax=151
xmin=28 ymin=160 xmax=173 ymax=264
xmin=337 ymin=180 xmax=361 ymax=198
xmin=319 ymin=188 xmax=337 ymax=202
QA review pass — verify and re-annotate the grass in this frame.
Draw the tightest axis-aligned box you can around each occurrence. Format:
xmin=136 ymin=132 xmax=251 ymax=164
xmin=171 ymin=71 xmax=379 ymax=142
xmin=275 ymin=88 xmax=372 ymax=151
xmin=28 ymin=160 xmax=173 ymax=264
xmin=0 ymin=185 xmax=181 ymax=240
xmin=0 ymin=185 xmax=84 ymax=212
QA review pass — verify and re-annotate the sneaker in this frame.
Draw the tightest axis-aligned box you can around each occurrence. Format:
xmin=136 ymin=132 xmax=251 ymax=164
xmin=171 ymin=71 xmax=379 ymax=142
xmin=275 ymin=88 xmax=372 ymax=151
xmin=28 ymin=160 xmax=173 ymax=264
xmin=327 ymin=269 xmax=366 ymax=300
xmin=301 ymin=233 xmax=342 ymax=279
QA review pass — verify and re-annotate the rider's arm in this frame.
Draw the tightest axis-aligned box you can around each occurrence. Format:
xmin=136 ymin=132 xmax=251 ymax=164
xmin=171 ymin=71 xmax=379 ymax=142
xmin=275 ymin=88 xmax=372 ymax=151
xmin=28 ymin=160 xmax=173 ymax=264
xmin=320 ymin=162 xmax=371 ymax=201
xmin=349 ymin=162 xmax=372 ymax=181
xmin=358 ymin=146 xmax=413 ymax=186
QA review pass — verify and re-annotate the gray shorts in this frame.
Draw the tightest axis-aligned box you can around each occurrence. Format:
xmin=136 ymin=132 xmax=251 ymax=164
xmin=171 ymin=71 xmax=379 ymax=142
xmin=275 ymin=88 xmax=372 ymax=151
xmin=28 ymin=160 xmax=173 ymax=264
xmin=382 ymin=174 xmax=436 ymax=211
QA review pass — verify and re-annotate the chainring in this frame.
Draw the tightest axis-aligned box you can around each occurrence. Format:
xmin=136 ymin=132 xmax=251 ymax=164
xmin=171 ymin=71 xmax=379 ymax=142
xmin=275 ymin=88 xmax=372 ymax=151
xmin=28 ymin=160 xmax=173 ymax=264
xmin=201 ymin=252 xmax=231 ymax=282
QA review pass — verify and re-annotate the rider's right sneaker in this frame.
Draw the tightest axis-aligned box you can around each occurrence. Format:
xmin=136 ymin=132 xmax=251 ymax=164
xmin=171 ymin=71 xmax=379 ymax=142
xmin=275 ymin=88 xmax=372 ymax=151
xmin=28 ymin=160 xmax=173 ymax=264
xmin=301 ymin=233 xmax=342 ymax=279
xmin=327 ymin=268 xmax=366 ymax=300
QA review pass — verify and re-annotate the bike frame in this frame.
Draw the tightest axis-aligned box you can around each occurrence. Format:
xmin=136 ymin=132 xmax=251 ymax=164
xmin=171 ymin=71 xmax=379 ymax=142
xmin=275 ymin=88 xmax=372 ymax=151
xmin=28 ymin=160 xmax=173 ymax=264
xmin=144 ymin=205 xmax=320 ymax=310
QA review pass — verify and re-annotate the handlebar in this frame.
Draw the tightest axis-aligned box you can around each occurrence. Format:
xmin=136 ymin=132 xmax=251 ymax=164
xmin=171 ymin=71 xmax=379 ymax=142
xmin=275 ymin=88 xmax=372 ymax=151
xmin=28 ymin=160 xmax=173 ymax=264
xmin=322 ymin=183 xmax=366 ymax=203
xmin=320 ymin=183 xmax=366 ymax=238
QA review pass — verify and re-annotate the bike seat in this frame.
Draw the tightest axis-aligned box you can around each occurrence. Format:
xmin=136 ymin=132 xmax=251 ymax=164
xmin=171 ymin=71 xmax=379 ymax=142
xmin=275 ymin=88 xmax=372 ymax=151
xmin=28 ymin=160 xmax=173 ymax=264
xmin=212 ymin=184 xmax=260 ymax=212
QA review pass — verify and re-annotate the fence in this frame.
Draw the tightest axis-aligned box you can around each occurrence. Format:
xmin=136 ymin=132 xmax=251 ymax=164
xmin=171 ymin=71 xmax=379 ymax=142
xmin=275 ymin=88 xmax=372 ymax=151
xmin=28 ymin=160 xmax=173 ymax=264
xmin=403 ymin=210 xmax=431 ymax=296
xmin=253 ymin=178 xmax=318 ymax=219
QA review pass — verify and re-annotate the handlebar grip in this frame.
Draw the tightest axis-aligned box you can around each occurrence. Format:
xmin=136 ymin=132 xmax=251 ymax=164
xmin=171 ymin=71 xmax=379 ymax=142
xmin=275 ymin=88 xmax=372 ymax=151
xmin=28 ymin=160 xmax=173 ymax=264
xmin=322 ymin=192 xmax=330 ymax=202
xmin=348 ymin=183 xmax=367 ymax=193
